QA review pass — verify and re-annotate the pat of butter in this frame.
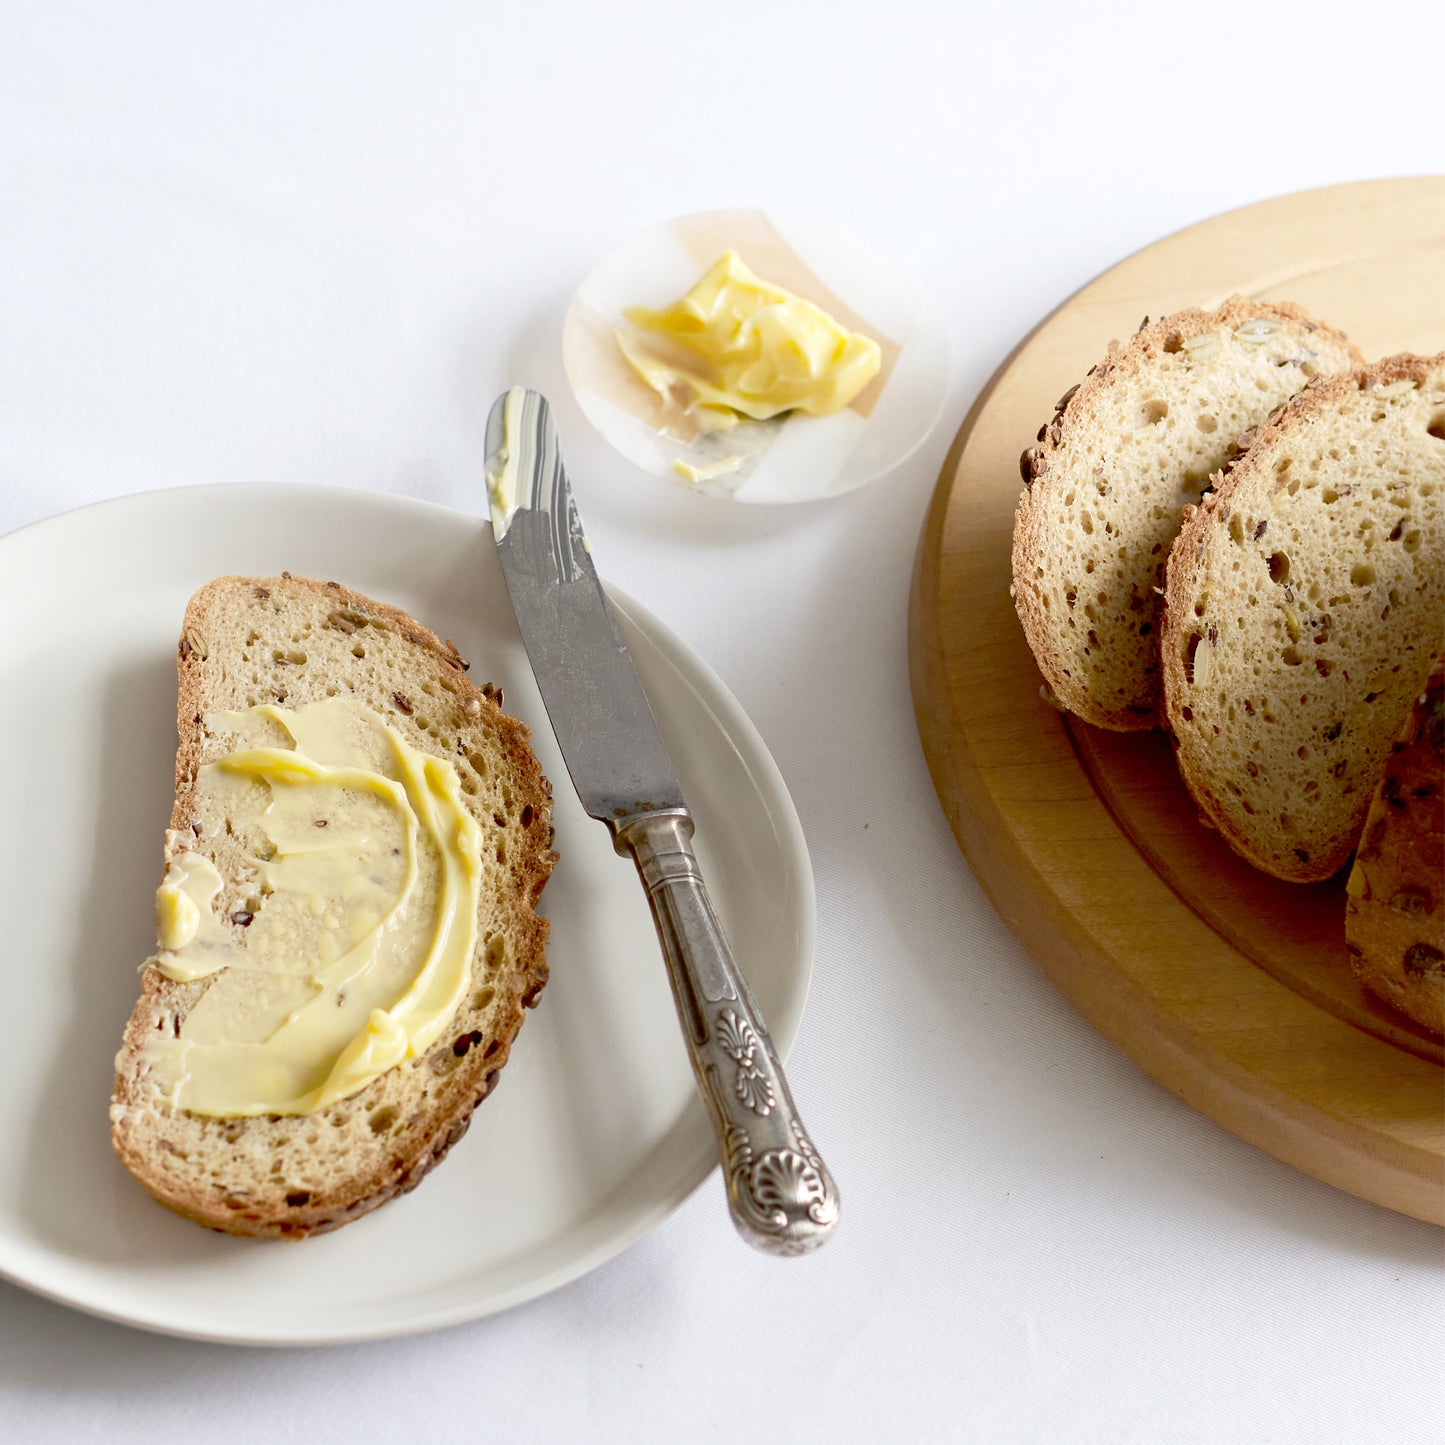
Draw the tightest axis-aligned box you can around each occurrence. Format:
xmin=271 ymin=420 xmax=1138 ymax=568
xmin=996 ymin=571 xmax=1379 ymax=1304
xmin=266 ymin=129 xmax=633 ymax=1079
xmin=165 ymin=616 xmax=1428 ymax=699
xmin=672 ymin=454 xmax=744 ymax=486
xmin=156 ymin=875 xmax=202 ymax=952
xmin=153 ymin=854 xmax=233 ymax=977
xmin=140 ymin=698 xmax=483 ymax=1118
xmin=616 ymin=250 xmax=881 ymax=424
xmin=485 ymin=385 xmax=526 ymax=540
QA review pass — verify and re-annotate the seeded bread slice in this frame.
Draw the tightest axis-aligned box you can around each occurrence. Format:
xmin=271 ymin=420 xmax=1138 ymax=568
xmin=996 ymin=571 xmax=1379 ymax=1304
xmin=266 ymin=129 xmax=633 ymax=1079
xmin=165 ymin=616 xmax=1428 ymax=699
xmin=110 ymin=575 xmax=557 ymax=1238
xmin=1345 ymin=658 xmax=1444 ymax=1034
xmin=1161 ymin=355 xmax=1445 ymax=882
xmin=1013 ymin=298 xmax=1362 ymax=729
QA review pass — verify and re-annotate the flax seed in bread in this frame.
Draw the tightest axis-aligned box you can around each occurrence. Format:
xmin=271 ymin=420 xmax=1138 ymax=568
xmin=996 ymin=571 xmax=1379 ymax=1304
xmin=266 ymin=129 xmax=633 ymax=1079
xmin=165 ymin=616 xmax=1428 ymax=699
xmin=1345 ymin=658 xmax=1444 ymax=1034
xmin=110 ymin=575 xmax=557 ymax=1238
xmin=1012 ymin=299 xmax=1362 ymax=729
xmin=1161 ymin=355 xmax=1445 ymax=883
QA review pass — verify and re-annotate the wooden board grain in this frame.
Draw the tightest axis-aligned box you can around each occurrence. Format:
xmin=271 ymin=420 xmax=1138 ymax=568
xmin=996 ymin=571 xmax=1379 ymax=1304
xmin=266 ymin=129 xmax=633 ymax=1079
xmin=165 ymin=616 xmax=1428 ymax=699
xmin=909 ymin=179 xmax=1445 ymax=1224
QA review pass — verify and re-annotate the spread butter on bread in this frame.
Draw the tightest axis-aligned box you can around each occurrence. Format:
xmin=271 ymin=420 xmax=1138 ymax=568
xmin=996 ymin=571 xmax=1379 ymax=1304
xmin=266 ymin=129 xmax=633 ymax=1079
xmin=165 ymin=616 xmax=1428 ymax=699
xmin=110 ymin=575 xmax=556 ymax=1238
xmin=1161 ymin=355 xmax=1445 ymax=883
xmin=1012 ymin=299 xmax=1362 ymax=729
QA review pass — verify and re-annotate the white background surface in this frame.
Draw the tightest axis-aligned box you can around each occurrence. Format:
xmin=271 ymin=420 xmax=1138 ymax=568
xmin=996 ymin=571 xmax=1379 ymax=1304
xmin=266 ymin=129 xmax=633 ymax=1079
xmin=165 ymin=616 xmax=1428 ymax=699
xmin=1 ymin=1 xmax=1440 ymax=1440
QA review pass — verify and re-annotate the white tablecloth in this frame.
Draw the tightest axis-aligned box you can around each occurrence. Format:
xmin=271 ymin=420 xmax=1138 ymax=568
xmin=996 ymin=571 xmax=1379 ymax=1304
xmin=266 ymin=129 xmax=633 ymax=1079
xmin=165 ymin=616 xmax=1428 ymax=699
xmin=2 ymin=4 xmax=1440 ymax=1440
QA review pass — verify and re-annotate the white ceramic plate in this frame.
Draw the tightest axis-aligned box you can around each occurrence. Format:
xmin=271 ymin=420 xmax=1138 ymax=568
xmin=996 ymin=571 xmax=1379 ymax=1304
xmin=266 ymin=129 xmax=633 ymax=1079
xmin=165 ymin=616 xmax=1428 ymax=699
xmin=563 ymin=208 xmax=950 ymax=503
xmin=0 ymin=484 xmax=815 ymax=1344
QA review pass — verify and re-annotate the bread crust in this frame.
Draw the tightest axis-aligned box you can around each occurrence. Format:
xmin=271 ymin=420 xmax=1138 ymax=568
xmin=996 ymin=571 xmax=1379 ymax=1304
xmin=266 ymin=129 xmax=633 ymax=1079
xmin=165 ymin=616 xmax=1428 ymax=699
xmin=1345 ymin=658 xmax=1445 ymax=1034
xmin=1161 ymin=354 xmax=1445 ymax=881
xmin=1012 ymin=298 xmax=1363 ymax=730
xmin=110 ymin=575 xmax=557 ymax=1238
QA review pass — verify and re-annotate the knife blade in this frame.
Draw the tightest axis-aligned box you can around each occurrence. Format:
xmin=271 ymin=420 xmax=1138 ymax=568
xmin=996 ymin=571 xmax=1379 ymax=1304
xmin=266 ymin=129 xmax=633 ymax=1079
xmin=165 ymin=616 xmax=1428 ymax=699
xmin=485 ymin=386 xmax=838 ymax=1256
xmin=483 ymin=386 xmax=684 ymax=823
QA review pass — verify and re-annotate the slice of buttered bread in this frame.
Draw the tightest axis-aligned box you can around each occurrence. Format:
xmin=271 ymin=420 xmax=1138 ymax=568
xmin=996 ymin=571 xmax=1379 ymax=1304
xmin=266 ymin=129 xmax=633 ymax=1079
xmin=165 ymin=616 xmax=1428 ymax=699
xmin=1013 ymin=298 xmax=1362 ymax=729
xmin=111 ymin=575 xmax=557 ymax=1238
xmin=1162 ymin=355 xmax=1445 ymax=882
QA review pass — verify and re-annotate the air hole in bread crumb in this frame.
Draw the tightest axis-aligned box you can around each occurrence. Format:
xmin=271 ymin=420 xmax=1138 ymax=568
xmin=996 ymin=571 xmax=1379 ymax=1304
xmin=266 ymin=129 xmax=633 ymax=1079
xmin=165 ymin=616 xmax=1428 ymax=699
xmin=352 ymin=645 xmax=366 ymax=659
xmin=1267 ymin=553 xmax=1290 ymax=584
xmin=1182 ymin=634 xmax=1202 ymax=685
xmin=1350 ymin=564 xmax=1375 ymax=587
xmin=485 ymin=936 xmax=508 ymax=971
xmin=1080 ymin=511 xmax=1093 ymax=535
xmin=1196 ymin=413 xmax=1218 ymax=434
xmin=474 ymin=986 xmax=495 ymax=1010
xmin=1140 ymin=399 xmax=1168 ymax=426
xmin=1282 ymin=646 xmax=1303 ymax=666
xmin=285 ymin=1191 xmax=311 ymax=1207
xmin=1427 ymin=414 xmax=1445 ymax=440
xmin=1228 ymin=515 xmax=1244 ymax=545
xmin=368 ymin=1107 xmax=398 ymax=1135
xmin=453 ymin=1030 xmax=484 ymax=1057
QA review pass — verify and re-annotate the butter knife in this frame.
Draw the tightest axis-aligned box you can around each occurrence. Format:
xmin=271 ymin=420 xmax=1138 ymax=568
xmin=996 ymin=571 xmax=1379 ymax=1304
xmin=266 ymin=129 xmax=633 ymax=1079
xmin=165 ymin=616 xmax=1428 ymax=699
xmin=483 ymin=387 xmax=839 ymax=1256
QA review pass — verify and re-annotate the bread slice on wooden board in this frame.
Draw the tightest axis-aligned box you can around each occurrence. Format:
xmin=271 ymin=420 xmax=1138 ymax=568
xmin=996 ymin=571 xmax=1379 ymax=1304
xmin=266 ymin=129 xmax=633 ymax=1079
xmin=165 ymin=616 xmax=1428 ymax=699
xmin=1161 ymin=354 xmax=1445 ymax=883
xmin=111 ymin=575 xmax=556 ymax=1238
xmin=1345 ymin=658 xmax=1444 ymax=1034
xmin=1012 ymin=298 xmax=1363 ymax=729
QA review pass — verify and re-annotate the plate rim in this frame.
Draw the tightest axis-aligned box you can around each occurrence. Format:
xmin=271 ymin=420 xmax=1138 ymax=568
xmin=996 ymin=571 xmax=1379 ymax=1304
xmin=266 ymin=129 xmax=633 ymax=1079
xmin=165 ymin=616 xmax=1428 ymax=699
xmin=0 ymin=481 xmax=817 ymax=1343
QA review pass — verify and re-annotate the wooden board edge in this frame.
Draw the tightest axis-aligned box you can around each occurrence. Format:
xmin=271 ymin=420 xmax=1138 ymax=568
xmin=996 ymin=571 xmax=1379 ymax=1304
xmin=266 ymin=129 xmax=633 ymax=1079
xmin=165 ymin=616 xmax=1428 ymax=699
xmin=908 ymin=181 xmax=1445 ymax=1223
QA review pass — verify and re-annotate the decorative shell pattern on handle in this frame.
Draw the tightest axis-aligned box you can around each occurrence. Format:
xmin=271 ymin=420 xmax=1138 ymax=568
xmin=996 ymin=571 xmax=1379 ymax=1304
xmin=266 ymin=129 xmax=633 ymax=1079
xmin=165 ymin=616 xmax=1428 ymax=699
xmin=716 ymin=1009 xmax=776 ymax=1116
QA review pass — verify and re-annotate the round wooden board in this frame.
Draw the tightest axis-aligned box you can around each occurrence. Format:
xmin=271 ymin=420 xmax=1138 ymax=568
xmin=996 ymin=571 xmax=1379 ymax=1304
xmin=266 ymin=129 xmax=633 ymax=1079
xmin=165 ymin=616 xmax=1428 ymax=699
xmin=909 ymin=178 xmax=1445 ymax=1225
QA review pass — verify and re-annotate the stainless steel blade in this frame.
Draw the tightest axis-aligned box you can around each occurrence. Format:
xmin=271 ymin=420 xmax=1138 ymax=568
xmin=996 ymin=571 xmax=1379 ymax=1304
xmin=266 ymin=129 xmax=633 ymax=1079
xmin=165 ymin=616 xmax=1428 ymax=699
xmin=484 ymin=387 xmax=685 ymax=824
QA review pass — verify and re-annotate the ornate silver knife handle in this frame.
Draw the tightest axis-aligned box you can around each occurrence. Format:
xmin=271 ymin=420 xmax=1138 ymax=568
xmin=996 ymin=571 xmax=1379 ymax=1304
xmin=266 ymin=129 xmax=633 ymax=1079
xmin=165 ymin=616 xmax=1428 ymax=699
xmin=613 ymin=809 xmax=839 ymax=1256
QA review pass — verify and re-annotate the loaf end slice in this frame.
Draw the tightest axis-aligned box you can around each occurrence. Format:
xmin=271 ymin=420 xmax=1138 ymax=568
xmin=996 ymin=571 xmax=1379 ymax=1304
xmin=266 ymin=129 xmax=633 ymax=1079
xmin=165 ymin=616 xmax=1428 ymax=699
xmin=110 ymin=575 xmax=557 ymax=1238
xmin=1013 ymin=298 xmax=1362 ymax=729
xmin=1161 ymin=355 xmax=1445 ymax=882
xmin=1345 ymin=658 xmax=1444 ymax=1034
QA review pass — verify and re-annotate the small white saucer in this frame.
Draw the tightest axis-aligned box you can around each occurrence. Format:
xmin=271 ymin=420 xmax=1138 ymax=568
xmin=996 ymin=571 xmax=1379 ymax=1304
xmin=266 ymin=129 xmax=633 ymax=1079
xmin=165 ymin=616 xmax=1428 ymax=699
xmin=562 ymin=208 xmax=950 ymax=504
